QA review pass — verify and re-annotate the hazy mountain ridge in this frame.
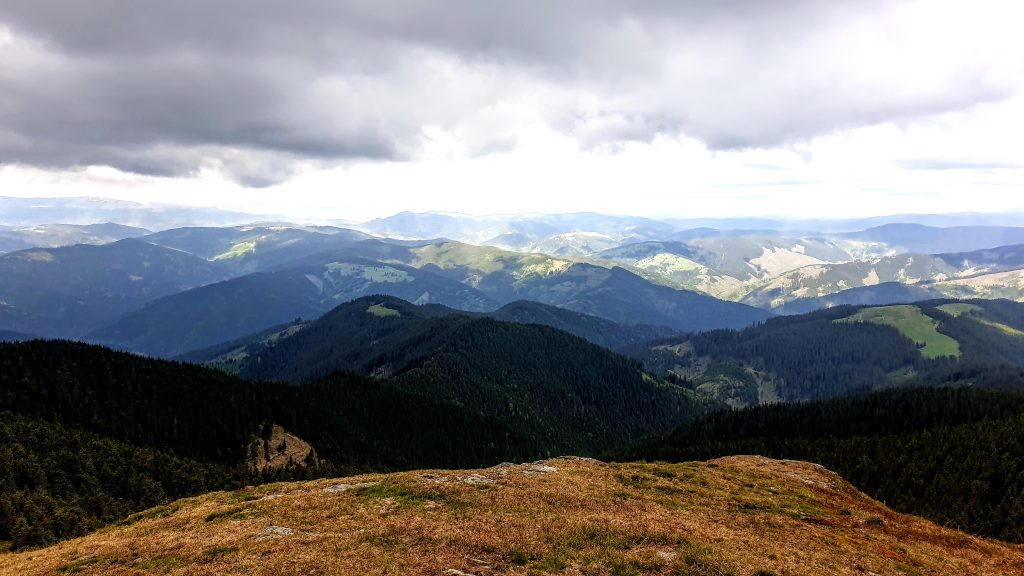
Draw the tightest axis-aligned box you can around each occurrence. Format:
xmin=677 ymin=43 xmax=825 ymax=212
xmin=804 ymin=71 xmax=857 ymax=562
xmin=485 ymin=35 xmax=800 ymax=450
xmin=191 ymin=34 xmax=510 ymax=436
xmin=0 ymin=196 xmax=267 ymax=230
xmin=87 ymin=258 xmax=498 ymax=357
xmin=741 ymin=243 xmax=1024 ymax=310
xmin=142 ymin=224 xmax=372 ymax=275
xmin=0 ymin=222 xmax=149 ymax=254
xmin=0 ymin=239 xmax=230 ymax=338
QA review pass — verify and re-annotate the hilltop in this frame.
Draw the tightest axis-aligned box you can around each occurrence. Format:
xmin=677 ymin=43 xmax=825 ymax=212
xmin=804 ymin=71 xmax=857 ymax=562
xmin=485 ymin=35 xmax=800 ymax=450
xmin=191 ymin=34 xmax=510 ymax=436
xmin=2 ymin=456 xmax=1021 ymax=576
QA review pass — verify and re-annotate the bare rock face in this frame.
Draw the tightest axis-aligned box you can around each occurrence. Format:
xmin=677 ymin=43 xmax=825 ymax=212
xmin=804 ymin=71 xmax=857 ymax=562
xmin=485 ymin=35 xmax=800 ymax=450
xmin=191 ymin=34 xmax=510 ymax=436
xmin=246 ymin=424 xmax=318 ymax=472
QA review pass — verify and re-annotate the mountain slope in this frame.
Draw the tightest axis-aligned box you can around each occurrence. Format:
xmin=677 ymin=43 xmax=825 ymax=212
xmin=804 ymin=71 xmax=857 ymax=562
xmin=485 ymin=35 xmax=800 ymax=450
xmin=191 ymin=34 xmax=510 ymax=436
xmin=490 ymin=300 xmax=678 ymax=349
xmin=739 ymin=253 xmax=958 ymax=309
xmin=633 ymin=386 xmax=1024 ymax=542
xmin=931 ymin=268 xmax=1024 ymax=301
xmin=205 ymin=296 xmax=707 ymax=453
xmin=597 ymin=237 xmax=890 ymax=299
xmin=87 ymin=259 xmax=496 ymax=357
xmin=773 ymin=281 xmax=947 ymax=315
xmin=338 ymin=240 xmax=773 ymax=331
xmin=3 ymin=456 xmax=1022 ymax=576
xmin=625 ymin=299 xmax=1024 ymax=405
xmin=740 ymin=243 xmax=1024 ymax=311
xmin=843 ymin=223 xmax=1024 ymax=253
xmin=143 ymin=225 xmax=371 ymax=275
xmin=183 ymin=299 xmax=676 ymax=363
xmin=0 ymin=239 xmax=229 ymax=338
xmin=0 ymin=339 xmax=542 ymax=548
xmin=0 ymin=222 xmax=149 ymax=254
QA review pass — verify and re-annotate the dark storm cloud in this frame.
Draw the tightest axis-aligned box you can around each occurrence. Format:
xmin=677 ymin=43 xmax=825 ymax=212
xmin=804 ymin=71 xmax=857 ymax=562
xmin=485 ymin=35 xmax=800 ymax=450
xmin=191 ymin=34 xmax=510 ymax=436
xmin=0 ymin=0 xmax=1011 ymax=185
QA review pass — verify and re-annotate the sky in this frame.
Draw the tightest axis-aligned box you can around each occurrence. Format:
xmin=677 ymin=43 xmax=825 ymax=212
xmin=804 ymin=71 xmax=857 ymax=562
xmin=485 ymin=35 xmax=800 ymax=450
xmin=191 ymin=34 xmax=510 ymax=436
xmin=1 ymin=0 xmax=1023 ymax=222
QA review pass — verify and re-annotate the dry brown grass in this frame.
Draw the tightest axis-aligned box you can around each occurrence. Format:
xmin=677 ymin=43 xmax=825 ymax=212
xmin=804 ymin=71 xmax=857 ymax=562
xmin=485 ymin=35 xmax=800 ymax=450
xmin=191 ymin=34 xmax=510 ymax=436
xmin=2 ymin=456 xmax=1022 ymax=576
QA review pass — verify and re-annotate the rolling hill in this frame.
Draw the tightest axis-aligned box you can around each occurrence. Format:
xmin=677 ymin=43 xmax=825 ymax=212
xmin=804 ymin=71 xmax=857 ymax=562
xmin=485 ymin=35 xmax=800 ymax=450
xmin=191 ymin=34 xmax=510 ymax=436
xmin=842 ymin=223 xmax=1024 ymax=253
xmin=142 ymin=225 xmax=372 ymax=275
xmin=0 ymin=314 xmax=708 ymax=549
xmin=772 ymin=282 xmax=947 ymax=315
xmin=182 ymin=298 xmax=677 ymax=362
xmin=596 ymin=236 xmax=890 ymax=299
xmin=0 ymin=239 xmax=229 ymax=338
xmin=632 ymin=385 xmax=1024 ymax=542
xmin=89 ymin=240 xmax=769 ymax=358
xmin=337 ymin=240 xmax=772 ymax=331
xmin=738 ymin=253 xmax=959 ymax=309
xmin=625 ymin=299 xmax=1024 ymax=406
xmin=0 ymin=222 xmax=149 ymax=254
xmin=86 ymin=259 xmax=497 ymax=357
xmin=741 ymin=243 xmax=1024 ymax=310
xmin=489 ymin=300 xmax=678 ymax=349
xmin=187 ymin=296 xmax=708 ymax=454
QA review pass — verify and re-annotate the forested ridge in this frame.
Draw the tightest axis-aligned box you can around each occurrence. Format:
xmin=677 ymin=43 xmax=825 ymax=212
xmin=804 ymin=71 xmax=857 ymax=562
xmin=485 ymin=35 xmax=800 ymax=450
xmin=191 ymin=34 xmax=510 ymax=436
xmin=221 ymin=296 xmax=712 ymax=453
xmin=626 ymin=299 xmax=1024 ymax=403
xmin=631 ymin=384 xmax=1024 ymax=542
xmin=0 ymin=320 xmax=703 ymax=550
xmin=0 ymin=340 xmax=545 ymax=549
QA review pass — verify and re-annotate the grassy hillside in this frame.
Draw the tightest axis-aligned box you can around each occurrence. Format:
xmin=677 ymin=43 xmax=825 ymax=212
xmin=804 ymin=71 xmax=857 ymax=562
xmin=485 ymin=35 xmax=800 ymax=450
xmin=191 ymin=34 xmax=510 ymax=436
xmin=3 ymin=457 xmax=1022 ymax=576
xmin=837 ymin=304 xmax=961 ymax=359
xmin=632 ymin=386 xmax=1024 ymax=542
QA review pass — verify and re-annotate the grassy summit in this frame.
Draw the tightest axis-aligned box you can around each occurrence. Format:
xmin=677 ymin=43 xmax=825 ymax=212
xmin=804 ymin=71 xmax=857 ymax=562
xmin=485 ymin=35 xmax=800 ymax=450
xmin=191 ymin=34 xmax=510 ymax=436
xmin=837 ymin=304 xmax=961 ymax=359
xmin=3 ymin=457 xmax=1021 ymax=576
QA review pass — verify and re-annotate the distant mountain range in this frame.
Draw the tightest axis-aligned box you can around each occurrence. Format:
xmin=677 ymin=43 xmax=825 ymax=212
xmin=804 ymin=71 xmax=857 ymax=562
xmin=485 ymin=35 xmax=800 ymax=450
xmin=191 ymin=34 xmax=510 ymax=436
xmin=0 ymin=222 xmax=149 ymax=254
xmin=0 ymin=196 xmax=268 ymax=230
xmin=6 ymin=208 xmax=1024 ymax=350
xmin=87 ymin=256 xmax=497 ymax=357
xmin=82 ymin=237 xmax=767 ymax=357
xmin=742 ymin=242 xmax=1024 ymax=310
xmin=0 ymin=239 xmax=229 ymax=338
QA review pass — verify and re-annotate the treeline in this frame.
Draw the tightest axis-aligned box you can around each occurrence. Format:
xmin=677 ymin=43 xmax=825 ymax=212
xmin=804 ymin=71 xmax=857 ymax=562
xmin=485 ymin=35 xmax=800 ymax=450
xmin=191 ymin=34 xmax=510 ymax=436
xmin=626 ymin=306 xmax=928 ymax=401
xmin=0 ymin=340 xmax=544 ymax=549
xmin=630 ymin=385 xmax=1024 ymax=542
xmin=0 ymin=415 xmax=239 ymax=550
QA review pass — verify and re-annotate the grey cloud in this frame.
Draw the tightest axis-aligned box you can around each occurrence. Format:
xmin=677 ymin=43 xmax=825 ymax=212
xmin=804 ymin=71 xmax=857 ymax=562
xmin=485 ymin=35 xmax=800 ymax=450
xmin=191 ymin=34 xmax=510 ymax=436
xmin=0 ymin=0 xmax=1012 ymax=185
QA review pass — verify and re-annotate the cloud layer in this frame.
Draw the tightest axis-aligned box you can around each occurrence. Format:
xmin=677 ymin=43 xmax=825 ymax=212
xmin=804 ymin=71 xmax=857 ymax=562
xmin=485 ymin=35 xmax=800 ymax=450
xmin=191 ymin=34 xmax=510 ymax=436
xmin=0 ymin=0 xmax=1020 ymax=185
